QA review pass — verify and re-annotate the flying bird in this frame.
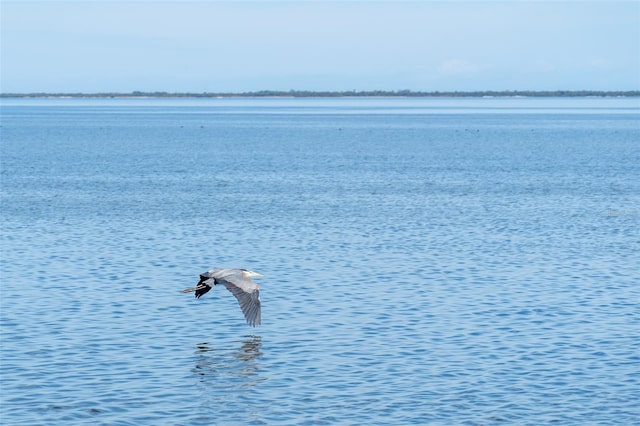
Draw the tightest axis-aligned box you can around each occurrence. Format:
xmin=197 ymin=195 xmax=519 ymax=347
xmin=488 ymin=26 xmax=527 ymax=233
xmin=181 ymin=268 xmax=263 ymax=326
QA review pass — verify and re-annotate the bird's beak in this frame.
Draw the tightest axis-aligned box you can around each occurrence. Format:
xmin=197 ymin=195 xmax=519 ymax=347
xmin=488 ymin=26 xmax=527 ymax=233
xmin=249 ymin=271 xmax=264 ymax=277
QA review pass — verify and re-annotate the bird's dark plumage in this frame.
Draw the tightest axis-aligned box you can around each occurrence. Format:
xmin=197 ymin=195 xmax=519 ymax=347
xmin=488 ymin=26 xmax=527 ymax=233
xmin=194 ymin=275 xmax=214 ymax=298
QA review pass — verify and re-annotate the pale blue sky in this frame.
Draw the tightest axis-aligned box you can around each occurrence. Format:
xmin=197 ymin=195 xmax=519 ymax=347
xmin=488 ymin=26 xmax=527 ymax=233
xmin=2 ymin=1 xmax=639 ymax=93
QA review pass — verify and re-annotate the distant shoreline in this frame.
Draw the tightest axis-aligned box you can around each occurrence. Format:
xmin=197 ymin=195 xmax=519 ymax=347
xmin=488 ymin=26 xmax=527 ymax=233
xmin=2 ymin=90 xmax=639 ymax=99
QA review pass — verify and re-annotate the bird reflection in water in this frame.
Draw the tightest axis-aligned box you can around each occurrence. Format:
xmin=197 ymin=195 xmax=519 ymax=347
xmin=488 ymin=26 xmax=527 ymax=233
xmin=191 ymin=336 xmax=265 ymax=423
xmin=193 ymin=335 xmax=263 ymax=386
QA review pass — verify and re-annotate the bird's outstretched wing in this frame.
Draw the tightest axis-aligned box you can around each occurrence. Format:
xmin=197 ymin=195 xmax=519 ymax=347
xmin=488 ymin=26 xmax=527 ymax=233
xmin=220 ymin=275 xmax=261 ymax=327
xmin=200 ymin=268 xmax=235 ymax=279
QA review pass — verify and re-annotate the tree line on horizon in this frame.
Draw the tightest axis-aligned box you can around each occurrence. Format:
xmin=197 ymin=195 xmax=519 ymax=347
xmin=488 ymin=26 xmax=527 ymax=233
xmin=2 ymin=89 xmax=638 ymax=98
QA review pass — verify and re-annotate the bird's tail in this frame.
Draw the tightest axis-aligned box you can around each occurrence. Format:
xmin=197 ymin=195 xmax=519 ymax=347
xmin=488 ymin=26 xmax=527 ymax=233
xmin=181 ymin=284 xmax=212 ymax=299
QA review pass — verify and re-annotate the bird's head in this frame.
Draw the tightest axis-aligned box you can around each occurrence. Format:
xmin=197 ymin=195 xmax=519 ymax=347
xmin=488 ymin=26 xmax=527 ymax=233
xmin=241 ymin=269 xmax=263 ymax=279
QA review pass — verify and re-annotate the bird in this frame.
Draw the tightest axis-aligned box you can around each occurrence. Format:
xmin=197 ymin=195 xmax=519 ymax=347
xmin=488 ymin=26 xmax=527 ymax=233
xmin=181 ymin=268 xmax=263 ymax=327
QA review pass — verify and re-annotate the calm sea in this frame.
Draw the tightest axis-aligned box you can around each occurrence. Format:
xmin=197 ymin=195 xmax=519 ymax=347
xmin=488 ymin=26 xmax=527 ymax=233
xmin=1 ymin=97 xmax=639 ymax=425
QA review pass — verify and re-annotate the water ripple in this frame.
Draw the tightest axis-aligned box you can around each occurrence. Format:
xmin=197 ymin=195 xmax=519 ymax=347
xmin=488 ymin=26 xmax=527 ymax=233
xmin=2 ymin=99 xmax=639 ymax=425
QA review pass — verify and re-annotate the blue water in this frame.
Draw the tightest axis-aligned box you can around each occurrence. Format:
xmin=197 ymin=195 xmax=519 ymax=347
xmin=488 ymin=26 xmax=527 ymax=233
xmin=1 ymin=97 xmax=639 ymax=425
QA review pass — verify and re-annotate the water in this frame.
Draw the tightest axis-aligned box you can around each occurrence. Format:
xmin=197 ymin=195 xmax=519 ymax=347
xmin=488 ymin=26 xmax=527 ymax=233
xmin=1 ymin=97 xmax=639 ymax=425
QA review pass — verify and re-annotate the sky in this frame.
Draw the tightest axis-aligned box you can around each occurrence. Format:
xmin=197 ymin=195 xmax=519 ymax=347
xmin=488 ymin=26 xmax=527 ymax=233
xmin=1 ymin=1 xmax=639 ymax=93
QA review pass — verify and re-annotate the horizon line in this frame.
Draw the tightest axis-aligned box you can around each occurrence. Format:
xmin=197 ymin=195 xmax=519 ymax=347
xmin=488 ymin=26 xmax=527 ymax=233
xmin=2 ymin=89 xmax=640 ymax=99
